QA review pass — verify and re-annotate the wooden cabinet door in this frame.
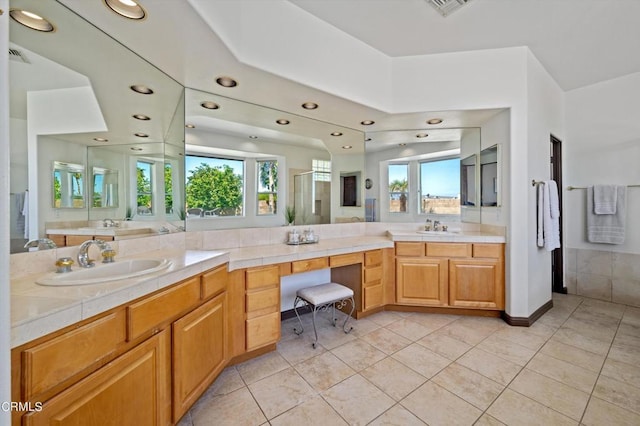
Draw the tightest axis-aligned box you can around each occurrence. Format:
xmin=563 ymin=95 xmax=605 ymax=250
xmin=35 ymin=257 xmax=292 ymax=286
xmin=172 ymin=292 xmax=226 ymax=423
xmin=396 ymin=258 xmax=448 ymax=306
xmin=246 ymin=311 xmax=281 ymax=351
xmin=24 ymin=329 xmax=171 ymax=426
xmin=449 ymin=258 xmax=504 ymax=309
xmin=363 ymin=282 xmax=383 ymax=311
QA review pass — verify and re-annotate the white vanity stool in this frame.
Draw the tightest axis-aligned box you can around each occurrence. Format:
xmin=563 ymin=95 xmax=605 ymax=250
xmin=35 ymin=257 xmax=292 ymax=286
xmin=293 ymin=282 xmax=355 ymax=348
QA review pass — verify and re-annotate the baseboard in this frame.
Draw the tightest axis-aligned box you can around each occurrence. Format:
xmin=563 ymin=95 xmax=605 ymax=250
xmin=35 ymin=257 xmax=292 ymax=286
xmin=501 ymin=299 xmax=553 ymax=327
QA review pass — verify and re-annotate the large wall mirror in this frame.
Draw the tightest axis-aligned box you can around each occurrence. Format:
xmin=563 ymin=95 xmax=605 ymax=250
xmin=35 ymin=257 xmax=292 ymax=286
xmin=183 ymin=88 xmax=365 ymax=231
xmin=9 ymin=0 xmax=184 ymax=253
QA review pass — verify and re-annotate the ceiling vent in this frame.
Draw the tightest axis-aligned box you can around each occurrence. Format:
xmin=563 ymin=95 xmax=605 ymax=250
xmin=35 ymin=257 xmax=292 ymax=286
xmin=427 ymin=0 xmax=473 ymax=17
xmin=9 ymin=48 xmax=30 ymax=64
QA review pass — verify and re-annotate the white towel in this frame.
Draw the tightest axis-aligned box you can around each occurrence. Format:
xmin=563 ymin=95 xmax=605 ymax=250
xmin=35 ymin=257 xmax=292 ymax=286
xmin=537 ymin=184 xmax=544 ymax=247
xmin=593 ymin=185 xmax=617 ymax=214
xmin=588 ymin=185 xmax=626 ymax=244
xmin=543 ymin=180 xmax=561 ymax=251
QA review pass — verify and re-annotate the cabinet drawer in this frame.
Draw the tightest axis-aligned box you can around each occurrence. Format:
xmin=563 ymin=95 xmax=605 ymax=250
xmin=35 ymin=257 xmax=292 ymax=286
xmin=363 ymin=282 xmax=383 ymax=311
xmin=22 ymin=310 xmax=126 ymax=400
xmin=127 ymin=277 xmax=200 ymax=341
xmin=330 ymin=252 xmax=363 ymax=268
xmin=246 ymin=265 xmax=280 ymax=290
xmin=65 ymin=235 xmax=90 ymax=247
xmin=201 ymin=264 xmax=227 ymax=300
xmin=365 ymin=250 xmax=383 ymax=267
xmin=364 ymin=265 xmax=383 ymax=283
xmin=395 ymin=242 xmax=425 ymax=257
xmin=473 ymin=244 xmax=503 ymax=259
xmin=246 ymin=287 xmax=280 ymax=318
xmin=46 ymin=234 xmax=66 ymax=248
xmin=246 ymin=312 xmax=281 ymax=351
xmin=426 ymin=243 xmax=472 ymax=258
xmin=291 ymin=257 xmax=329 ymax=274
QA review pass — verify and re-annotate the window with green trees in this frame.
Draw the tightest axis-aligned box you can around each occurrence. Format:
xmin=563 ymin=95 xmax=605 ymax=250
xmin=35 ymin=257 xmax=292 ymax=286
xmin=388 ymin=163 xmax=409 ymax=213
xmin=136 ymin=161 xmax=153 ymax=215
xmin=257 ymin=160 xmax=278 ymax=215
xmin=185 ymin=155 xmax=244 ymax=216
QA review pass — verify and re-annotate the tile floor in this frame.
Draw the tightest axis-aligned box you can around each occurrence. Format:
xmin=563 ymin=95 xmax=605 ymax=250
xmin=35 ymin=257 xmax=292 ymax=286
xmin=178 ymin=294 xmax=640 ymax=425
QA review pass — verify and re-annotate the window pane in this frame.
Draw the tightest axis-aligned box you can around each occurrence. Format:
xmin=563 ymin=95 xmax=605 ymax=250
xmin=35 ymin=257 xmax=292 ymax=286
xmin=164 ymin=163 xmax=173 ymax=214
xmin=136 ymin=161 xmax=152 ymax=215
xmin=388 ymin=163 xmax=408 ymax=213
xmin=312 ymin=159 xmax=331 ymax=182
xmin=420 ymin=158 xmax=460 ymax=215
xmin=257 ymin=160 xmax=278 ymax=215
xmin=185 ymin=155 xmax=244 ymax=216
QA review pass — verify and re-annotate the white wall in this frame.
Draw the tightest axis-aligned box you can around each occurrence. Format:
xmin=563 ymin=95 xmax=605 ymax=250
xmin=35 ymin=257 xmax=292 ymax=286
xmin=565 ymin=72 xmax=640 ymax=254
xmin=525 ymin=51 xmax=566 ymax=314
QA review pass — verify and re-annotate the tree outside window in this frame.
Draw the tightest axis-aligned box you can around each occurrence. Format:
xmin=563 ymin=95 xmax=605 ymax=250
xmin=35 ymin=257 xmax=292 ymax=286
xmin=136 ymin=161 xmax=153 ymax=215
xmin=257 ymin=160 xmax=278 ymax=215
xmin=388 ymin=164 xmax=409 ymax=213
xmin=185 ymin=156 xmax=244 ymax=216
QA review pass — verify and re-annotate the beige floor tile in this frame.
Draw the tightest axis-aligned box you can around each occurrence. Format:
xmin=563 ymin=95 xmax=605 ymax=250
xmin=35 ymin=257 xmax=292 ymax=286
xmin=473 ymin=414 xmax=506 ymax=425
xmin=176 ymin=411 xmax=192 ymax=426
xmin=294 ymin=351 xmax=355 ymax=391
xmin=432 ymin=363 xmax=504 ymax=410
xmin=539 ymin=339 xmax=606 ymax=373
xmin=582 ymin=396 xmax=640 ymax=426
xmin=384 ymin=318 xmax=432 ymax=341
xmin=562 ymin=317 xmax=617 ymax=343
xmin=401 ymin=381 xmax=482 ymax=425
xmin=607 ymin=342 xmax=640 ymax=366
xmin=600 ymin=354 xmax=640 ymax=388
xmin=367 ymin=311 xmax=403 ymax=326
xmin=477 ymin=334 xmax=537 ymax=366
xmin=508 ymin=369 xmax=590 ymax=421
xmin=491 ymin=326 xmax=548 ymax=351
xmin=417 ymin=330 xmax=472 ymax=360
xmin=571 ymin=309 xmax=621 ymax=329
xmin=487 ymin=389 xmax=577 ymax=426
xmin=391 ymin=343 xmax=450 ymax=378
xmin=456 ymin=347 xmax=522 ymax=386
xmin=437 ymin=319 xmax=497 ymax=346
xmin=270 ymin=396 xmax=347 ymax=426
xmin=315 ymin=322 xmax=358 ymax=350
xmin=525 ymin=321 xmax=557 ymax=339
xmin=198 ymin=366 xmax=244 ymax=398
xmin=550 ymin=328 xmax=611 ymax=356
xmin=593 ymin=374 xmax=640 ymax=414
xmin=236 ymin=351 xmax=290 ymax=385
xmin=247 ymin=367 xmax=316 ymax=420
xmin=368 ymin=404 xmax=426 ymax=425
xmin=331 ymin=339 xmax=386 ymax=372
xmin=622 ymin=306 xmax=640 ymax=326
xmin=190 ymin=387 xmax=267 ymax=426
xmin=322 ymin=375 xmax=395 ymax=426
xmin=361 ymin=327 xmax=411 ymax=355
xmin=277 ymin=333 xmax=326 ymax=365
xmin=578 ymin=298 xmax=626 ymax=319
xmin=350 ymin=317 xmax=382 ymax=338
xmin=526 ymin=352 xmax=599 ymax=394
xmin=615 ymin=323 xmax=640 ymax=349
xmin=408 ymin=312 xmax=460 ymax=330
xmin=361 ymin=357 xmax=427 ymax=401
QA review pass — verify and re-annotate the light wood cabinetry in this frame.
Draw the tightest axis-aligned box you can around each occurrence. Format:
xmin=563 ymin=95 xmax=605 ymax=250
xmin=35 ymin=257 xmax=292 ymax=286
xmin=24 ymin=328 xmax=171 ymax=426
xmin=395 ymin=242 xmax=504 ymax=311
xmin=46 ymin=234 xmax=115 ymax=247
xmin=245 ymin=265 xmax=281 ymax=351
xmin=362 ymin=250 xmax=384 ymax=311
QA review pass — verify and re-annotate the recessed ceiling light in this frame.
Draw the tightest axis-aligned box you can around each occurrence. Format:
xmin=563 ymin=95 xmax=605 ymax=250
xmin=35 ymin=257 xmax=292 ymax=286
xmin=342 ymin=145 xmax=353 ymax=149
xmin=276 ymin=119 xmax=290 ymax=125
xmin=302 ymin=102 xmax=318 ymax=110
xmin=361 ymin=120 xmax=375 ymax=125
xmin=331 ymin=132 xmax=343 ymax=136
xmin=185 ymin=124 xmax=195 ymax=129
xmin=416 ymin=133 xmax=429 ymax=138
xmin=130 ymin=147 xmax=143 ymax=151
xmin=201 ymin=101 xmax=219 ymax=110
xmin=134 ymin=132 xmax=148 ymax=138
xmin=249 ymin=135 xmax=258 ymax=139
xmin=93 ymin=137 xmax=109 ymax=142
xmin=427 ymin=118 xmax=443 ymax=125
xmin=216 ymin=76 xmax=238 ymax=88
xmin=132 ymin=114 xmax=150 ymax=121
xmin=365 ymin=138 xmax=372 ymax=142
xmin=399 ymin=143 xmax=407 ymax=146
xmin=10 ymin=9 xmax=55 ymax=32
xmin=104 ymin=0 xmax=146 ymax=20
xmin=130 ymin=84 xmax=153 ymax=94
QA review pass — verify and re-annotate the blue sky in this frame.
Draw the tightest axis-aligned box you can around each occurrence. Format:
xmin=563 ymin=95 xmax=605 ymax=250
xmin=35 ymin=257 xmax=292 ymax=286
xmin=389 ymin=158 xmax=460 ymax=197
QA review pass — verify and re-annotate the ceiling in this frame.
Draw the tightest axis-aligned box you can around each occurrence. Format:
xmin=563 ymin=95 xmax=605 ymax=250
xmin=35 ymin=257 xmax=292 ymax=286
xmin=55 ymin=0 xmax=639 ymax=141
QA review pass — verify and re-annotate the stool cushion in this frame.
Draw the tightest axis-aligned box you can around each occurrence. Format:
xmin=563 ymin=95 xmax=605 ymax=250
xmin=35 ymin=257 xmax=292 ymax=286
xmin=296 ymin=283 xmax=353 ymax=306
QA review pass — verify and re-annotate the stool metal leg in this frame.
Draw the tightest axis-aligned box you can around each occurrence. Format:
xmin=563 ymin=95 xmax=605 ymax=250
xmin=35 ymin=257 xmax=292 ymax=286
xmin=311 ymin=304 xmax=320 ymax=348
xmin=342 ymin=296 xmax=355 ymax=334
xmin=293 ymin=296 xmax=305 ymax=336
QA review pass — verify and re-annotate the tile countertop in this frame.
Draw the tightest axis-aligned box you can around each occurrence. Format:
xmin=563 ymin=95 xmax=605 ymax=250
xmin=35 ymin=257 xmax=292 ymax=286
xmin=10 ymin=231 xmax=505 ymax=348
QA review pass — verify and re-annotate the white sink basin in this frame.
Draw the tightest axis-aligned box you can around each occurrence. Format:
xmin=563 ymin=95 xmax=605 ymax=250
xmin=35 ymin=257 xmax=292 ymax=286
xmin=416 ymin=230 xmax=460 ymax=235
xmin=36 ymin=259 xmax=172 ymax=286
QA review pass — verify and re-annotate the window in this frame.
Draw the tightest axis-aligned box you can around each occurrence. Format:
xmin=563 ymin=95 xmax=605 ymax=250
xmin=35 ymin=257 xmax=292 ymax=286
xmin=312 ymin=159 xmax=331 ymax=182
xmin=164 ymin=162 xmax=173 ymax=214
xmin=257 ymin=160 xmax=278 ymax=215
xmin=419 ymin=158 xmax=460 ymax=215
xmin=185 ymin=155 xmax=244 ymax=216
xmin=388 ymin=163 xmax=408 ymax=213
xmin=136 ymin=161 xmax=153 ymax=215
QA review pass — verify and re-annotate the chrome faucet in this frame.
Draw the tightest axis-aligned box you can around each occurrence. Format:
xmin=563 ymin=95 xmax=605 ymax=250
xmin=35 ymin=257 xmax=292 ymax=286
xmin=433 ymin=220 xmax=441 ymax=231
xmin=77 ymin=239 xmax=115 ymax=268
xmin=103 ymin=218 xmax=116 ymax=228
xmin=24 ymin=238 xmax=57 ymax=250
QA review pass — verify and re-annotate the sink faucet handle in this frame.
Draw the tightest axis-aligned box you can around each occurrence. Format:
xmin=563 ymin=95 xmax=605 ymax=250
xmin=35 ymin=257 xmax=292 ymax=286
xmin=55 ymin=257 xmax=74 ymax=273
xmin=24 ymin=238 xmax=57 ymax=250
xmin=101 ymin=249 xmax=116 ymax=263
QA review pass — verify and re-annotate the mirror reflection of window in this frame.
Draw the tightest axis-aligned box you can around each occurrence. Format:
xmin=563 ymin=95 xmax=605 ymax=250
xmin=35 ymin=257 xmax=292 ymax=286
xmin=460 ymin=155 xmax=477 ymax=206
xmin=388 ymin=163 xmax=409 ymax=213
xmin=52 ymin=161 xmax=85 ymax=209
xmin=136 ymin=161 xmax=153 ymax=215
xmin=92 ymin=167 xmax=118 ymax=208
xmin=257 ymin=160 xmax=278 ymax=215
xmin=185 ymin=155 xmax=244 ymax=217
xmin=164 ymin=163 xmax=173 ymax=214
xmin=420 ymin=158 xmax=461 ymax=215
